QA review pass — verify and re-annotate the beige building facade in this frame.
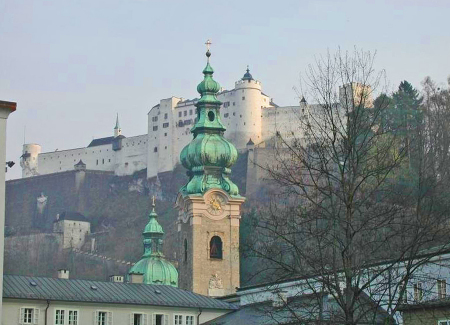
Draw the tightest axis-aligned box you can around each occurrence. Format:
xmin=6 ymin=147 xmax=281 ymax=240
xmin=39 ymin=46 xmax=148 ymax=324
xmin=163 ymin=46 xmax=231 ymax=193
xmin=2 ymin=275 xmax=236 ymax=325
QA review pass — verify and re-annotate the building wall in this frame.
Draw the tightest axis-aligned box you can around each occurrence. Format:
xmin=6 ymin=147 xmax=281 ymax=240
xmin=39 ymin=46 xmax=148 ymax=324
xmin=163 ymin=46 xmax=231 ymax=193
xmin=3 ymin=298 xmax=230 ymax=325
xmin=114 ymin=135 xmax=148 ymax=176
xmin=37 ymin=145 xmax=115 ymax=175
xmin=53 ymin=219 xmax=91 ymax=249
xmin=402 ymin=307 xmax=450 ymax=325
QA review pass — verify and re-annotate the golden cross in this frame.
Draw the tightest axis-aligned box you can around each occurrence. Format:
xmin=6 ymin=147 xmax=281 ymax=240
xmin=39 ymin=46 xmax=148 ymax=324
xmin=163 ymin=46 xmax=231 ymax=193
xmin=205 ymin=39 xmax=212 ymax=51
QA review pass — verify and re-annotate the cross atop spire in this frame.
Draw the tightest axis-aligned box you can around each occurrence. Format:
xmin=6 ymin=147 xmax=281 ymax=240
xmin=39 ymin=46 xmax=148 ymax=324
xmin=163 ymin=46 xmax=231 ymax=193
xmin=205 ymin=39 xmax=212 ymax=62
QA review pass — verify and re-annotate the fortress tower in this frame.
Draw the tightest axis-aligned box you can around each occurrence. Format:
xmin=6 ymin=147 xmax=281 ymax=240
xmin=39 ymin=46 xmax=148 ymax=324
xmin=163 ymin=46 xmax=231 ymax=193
xmin=20 ymin=144 xmax=41 ymax=178
xmin=176 ymin=42 xmax=245 ymax=297
xmin=225 ymin=66 xmax=264 ymax=149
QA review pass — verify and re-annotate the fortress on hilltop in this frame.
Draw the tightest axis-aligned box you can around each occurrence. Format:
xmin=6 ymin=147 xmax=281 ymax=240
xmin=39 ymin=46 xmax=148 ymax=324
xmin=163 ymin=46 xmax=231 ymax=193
xmin=20 ymin=66 xmax=372 ymax=182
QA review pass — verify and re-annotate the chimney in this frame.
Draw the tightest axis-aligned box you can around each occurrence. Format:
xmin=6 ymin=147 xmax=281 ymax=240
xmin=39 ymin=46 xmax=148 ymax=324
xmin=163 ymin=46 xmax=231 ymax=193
xmin=58 ymin=269 xmax=69 ymax=279
xmin=109 ymin=275 xmax=124 ymax=283
xmin=129 ymin=272 xmax=144 ymax=284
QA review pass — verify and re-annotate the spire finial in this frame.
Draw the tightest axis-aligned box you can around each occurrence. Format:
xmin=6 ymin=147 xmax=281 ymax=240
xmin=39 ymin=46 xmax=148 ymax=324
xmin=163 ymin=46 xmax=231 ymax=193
xmin=115 ymin=113 xmax=120 ymax=129
xmin=205 ymin=39 xmax=212 ymax=62
xmin=152 ymin=195 xmax=155 ymax=207
xmin=246 ymin=65 xmax=250 ymax=73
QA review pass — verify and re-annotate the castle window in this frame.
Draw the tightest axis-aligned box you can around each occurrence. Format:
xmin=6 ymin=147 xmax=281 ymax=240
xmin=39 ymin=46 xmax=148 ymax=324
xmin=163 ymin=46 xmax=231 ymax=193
xmin=184 ymin=119 xmax=192 ymax=125
xmin=184 ymin=239 xmax=188 ymax=262
xmin=125 ymin=162 xmax=128 ymax=167
xmin=233 ymin=112 xmax=236 ymax=116
xmin=224 ymin=113 xmax=229 ymax=118
xmin=96 ymin=160 xmax=98 ymax=165
xmin=165 ymin=146 xmax=167 ymax=149
xmin=210 ymin=236 xmax=223 ymax=259
xmin=164 ymin=133 xmax=167 ymax=137
xmin=184 ymin=110 xmax=187 ymax=117
xmin=164 ymin=113 xmax=168 ymax=119
xmin=189 ymin=109 xmax=193 ymax=115
xmin=178 ymin=112 xmax=182 ymax=117
xmin=244 ymin=122 xmax=246 ymax=125
xmin=153 ymin=126 xmax=158 ymax=131
xmin=108 ymin=159 xmax=111 ymax=162
xmin=154 ymin=147 xmax=158 ymax=152
xmin=233 ymin=102 xmax=235 ymax=106
xmin=242 ymin=97 xmax=245 ymax=100
xmin=163 ymin=123 xmax=169 ymax=128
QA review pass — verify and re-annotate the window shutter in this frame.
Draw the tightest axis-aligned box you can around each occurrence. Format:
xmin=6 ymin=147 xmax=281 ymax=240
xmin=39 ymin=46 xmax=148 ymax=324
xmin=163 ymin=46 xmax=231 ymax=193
xmin=107 ymin=312 xmax=113 ymax=325
xmin=94 ymin=311 xmax=98 ymax=325
xmin=164 ymin=315 xmax=168 ymax=325
xmin=20 ymin=308 xmax=25 ymax=325
xmin=143 ymin=314 xmax=148 ymax=325
xmin=33 ymin=308 xmax=40 ymax=325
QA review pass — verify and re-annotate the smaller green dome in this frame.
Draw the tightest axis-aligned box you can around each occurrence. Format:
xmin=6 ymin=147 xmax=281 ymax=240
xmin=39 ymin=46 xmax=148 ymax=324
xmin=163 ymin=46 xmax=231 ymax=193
xmin=128 ymin=198 xmax=178 ymax=287
xmin=128 ymin=257 xmax=178 ymax=287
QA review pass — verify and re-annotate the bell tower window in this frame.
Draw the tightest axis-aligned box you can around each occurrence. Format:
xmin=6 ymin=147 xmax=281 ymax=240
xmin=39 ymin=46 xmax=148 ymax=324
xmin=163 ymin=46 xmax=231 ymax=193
xmin=209 ymin=236 xmax=223 ymax=259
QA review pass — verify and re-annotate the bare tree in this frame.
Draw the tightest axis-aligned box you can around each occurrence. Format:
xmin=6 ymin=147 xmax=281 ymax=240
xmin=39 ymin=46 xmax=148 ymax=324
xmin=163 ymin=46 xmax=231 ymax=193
xmin=243 ymin=49 xmax=450 ymax=324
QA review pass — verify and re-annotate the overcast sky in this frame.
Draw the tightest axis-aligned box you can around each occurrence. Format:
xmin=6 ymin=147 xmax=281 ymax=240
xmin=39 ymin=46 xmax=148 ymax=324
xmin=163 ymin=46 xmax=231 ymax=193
xmin=1 ymin=0 xmax=449 ymax=180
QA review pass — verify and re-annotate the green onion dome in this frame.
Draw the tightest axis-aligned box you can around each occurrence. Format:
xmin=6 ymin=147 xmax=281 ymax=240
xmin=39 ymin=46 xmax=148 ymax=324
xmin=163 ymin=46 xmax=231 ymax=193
xmin=128 ymin=257 xmax=178 ymax=287
xmin=180 ymin=133 xmax=237 ymax=170
xmin=196 ymin=63 xmax=221 ymax=97
xmin=179 ymin=47 xmax=240 ymax=197
xmin=128 ymin=200 xmax=178 ymax=287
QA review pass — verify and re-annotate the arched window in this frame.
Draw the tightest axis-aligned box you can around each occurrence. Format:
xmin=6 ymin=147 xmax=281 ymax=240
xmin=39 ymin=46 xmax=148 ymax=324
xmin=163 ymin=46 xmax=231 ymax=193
xmin=184 ymin=239 xmax=188 ymax=263
xmin=209 ymin=236 xmax=223 ymax=259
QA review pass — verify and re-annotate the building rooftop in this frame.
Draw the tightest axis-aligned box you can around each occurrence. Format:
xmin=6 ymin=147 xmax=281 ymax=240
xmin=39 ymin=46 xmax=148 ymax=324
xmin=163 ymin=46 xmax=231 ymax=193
xmin=54 ymin=211 xmax=89 ymax=223
xmin=3 ymin=275 xmax=237 ymax=310
xmin=87 ymin=136 xmax=116 ymax=147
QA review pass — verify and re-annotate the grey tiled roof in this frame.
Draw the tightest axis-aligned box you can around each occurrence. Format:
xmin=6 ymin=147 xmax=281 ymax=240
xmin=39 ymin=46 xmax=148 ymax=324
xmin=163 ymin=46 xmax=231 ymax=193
xmin=87 ymin=136 xmax=115 ymax=147
xmin=3 ymin=275 xmax=237 ymax=310
xmin=54 ymin=211 xmax=89 ymax=223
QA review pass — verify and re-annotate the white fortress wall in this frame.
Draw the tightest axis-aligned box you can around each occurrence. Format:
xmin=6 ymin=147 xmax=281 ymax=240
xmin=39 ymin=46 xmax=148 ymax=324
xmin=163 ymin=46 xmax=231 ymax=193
xmin=114 ymin=134 xmax=147 ymax=176
xmin=37 ymin=144 xmax=115 ymax=175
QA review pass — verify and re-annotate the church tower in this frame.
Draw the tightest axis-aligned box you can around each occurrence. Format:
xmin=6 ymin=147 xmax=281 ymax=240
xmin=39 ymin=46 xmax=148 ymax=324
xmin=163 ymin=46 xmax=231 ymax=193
xmin=114 ymin=113 xmax=122 ymax=138
xmin=176 ymin=41 xmax=245 ymax=297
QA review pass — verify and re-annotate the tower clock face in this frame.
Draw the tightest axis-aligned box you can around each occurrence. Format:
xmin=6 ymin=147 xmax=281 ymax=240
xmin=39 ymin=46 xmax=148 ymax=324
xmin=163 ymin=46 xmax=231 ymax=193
xmin=207 ymin=194 xmax=225 ymax=216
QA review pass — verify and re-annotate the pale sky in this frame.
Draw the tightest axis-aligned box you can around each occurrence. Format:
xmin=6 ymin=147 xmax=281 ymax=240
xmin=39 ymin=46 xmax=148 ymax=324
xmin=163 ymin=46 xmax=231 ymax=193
xmin=1 ymin=0 xmax=449 ymax=180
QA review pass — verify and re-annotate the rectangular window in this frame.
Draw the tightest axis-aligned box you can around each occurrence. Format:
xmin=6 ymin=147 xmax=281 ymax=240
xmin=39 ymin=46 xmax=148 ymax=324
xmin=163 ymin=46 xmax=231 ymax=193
xmin=164 ymin=113 xmax=168 ymax=119
xmin=438 ymin=279 xmax=447 ymax=299
xmin=95 ymin=311 xmax=112 ymax=325
xmin=184 ymin=110 xmax=187 ymax=116
xmin=186 ymin=315 xmax=195 ymax=325
xmin=21 ymin=308 xmax=34 ymax=324
xmin=163 ymin=123 xmax=169 ymax=128
xmin=96 ymin=159 xmax=98 ymax=165
xmin=399 ymin=283 xmax=407 ymax=303
xmin=55 ymin=309 xmax=65 ymax=325
xmin=68 ymin=310 xmax=78 ymax=325
xmin=152 ymin=116 xmax=158 ymax=122
xmin=153 ymin=126 xmax=158 ymax=131
xmin=174 ymin=315 xmax=183 ymax=325
xmin=178 ymin=111 xmax=182 ymax=117
xmin=242 ymin=96 xmax=245 ymax=100
xmin=184 ymin=120 xmax=192 ymax=125
xmin=153 ymin=314 xmax=168 ymax=325
xmin=189 ymin=109 xmax=193 ymax=115
xmin=414 ymin=282 xmax=423 ymax=301
xmin=132 ymin=313 xmax=147 ymax=325
xmin=224 ymin=113 xmax=229 ymax=118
